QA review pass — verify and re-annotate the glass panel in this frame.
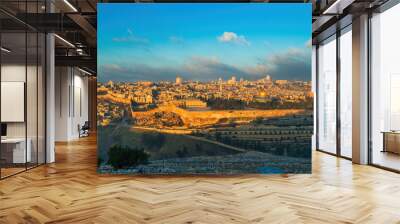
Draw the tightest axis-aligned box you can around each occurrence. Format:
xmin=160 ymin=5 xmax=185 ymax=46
xmin=26 ymin=0 xmax=40 ymax=169
xmin=339 ymin=27 xmax=352 ymax=158
xmin=317 ymin=35 xmax=337 ymax=154
xmin=0 ymin=1 xmax=46 ymax=178
xmin=27 ymin=30 xmax=38 ymax=169
xmin=1 ymin=30 xmax=27 ymax=177
xmin=312 ymin=46 xmax=317 ymax=150
xmin=371 ymin=4 xmax=400 ymax=171
xmin=38 ymin=32 xmax=45 ymax=165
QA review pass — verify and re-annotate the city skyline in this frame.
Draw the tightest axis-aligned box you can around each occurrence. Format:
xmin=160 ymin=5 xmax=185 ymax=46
xmin=98 ymin=3 xmax=312 ymax=82
xmin=101 ymin=74 xmax=310 ymax=84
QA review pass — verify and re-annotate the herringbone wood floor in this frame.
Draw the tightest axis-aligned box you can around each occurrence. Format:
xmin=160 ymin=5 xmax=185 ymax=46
xmin=1 ymin=136 xmax=400 ymax=224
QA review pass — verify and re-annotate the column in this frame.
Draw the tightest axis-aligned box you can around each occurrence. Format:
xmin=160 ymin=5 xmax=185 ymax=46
xmin=352 ymin=14 xmax=369 ymax=164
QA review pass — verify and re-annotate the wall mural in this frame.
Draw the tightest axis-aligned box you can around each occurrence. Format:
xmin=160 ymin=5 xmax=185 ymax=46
xmin=97 ymin=3 xmax=313 ymax=174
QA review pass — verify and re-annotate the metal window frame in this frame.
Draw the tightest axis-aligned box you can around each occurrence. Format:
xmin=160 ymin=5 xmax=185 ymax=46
xmin=315 ymin=20 xmax=353 ymax=161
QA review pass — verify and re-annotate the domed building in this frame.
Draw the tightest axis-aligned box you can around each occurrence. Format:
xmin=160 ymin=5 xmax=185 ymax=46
xmin=255 ymin=89 xmax=269 ymax=103
xmin=259 ymin=90 xmax=267 ymax=98
xmin=176 ymin=76 xmax=183 ymax=85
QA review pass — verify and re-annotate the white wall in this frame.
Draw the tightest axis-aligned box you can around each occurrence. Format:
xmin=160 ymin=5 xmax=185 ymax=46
xmin=55 ymin=67 xmax=69 ymax=141
xmin=1 ymin=63 xmax=46 ymax=164
xmin=1 ymin=65 xmax=26 ymax=138
xmin=55 ymin=67 xmax=89 ymax=141
xmin=1 ymin=65 xmax=42 ymax=137
xmin=72 ymin=73 xmax=89 ymax=138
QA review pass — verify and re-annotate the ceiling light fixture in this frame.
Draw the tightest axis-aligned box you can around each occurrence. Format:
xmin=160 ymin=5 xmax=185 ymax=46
xmin=1 ymin=47 xmax=11 ymax=53
xmin=63 ymin=0 xmax=78 ymax=12
xmin=322 ymin=0 xmax=355 ymax=15
xmin=76 ymin=48 xmax=86 ymax=56
xmin=78 ymin=67 xmax=92 ymax=76
xmin=322 ymin=0 xmax=341 ymax=15
xmin=54 ymin=34 xmax=75 ymax=48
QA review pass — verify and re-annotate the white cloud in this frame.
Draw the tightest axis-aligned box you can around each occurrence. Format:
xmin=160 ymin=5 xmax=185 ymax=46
xmin=127 ymin=28 xmax=133 ymax=35
xmin=262 ymin=48 xmax=311 ymax=81
xmin=189 ymin=56 xmax=220 ymax=65
xmin=100 ymin=49 xmax=311 ymax=82
xmin=305 ymin=38 xmax=312 ymax=48
xmin=217 ymin=32 xmax=250 ymax=46
xmin=112 ymin=28 xmax=149 ymax=44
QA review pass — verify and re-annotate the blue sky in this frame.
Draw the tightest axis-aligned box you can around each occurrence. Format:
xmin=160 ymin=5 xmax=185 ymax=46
xmin=98 ymin=3 xmax=311 ymax=82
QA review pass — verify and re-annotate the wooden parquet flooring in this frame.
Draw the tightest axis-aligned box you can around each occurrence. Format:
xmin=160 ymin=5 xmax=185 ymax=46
xmin=1 ymin=136 xmax=400 ymax=224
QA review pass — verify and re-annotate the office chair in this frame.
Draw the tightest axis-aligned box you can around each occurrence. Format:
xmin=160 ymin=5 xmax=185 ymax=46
xmin=79 ymin=121 xmax=90 ymax=138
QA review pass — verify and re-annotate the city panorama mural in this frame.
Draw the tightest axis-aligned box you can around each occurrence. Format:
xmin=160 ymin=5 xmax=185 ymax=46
xmin=97 ymin=3 xmax=313 ymax=174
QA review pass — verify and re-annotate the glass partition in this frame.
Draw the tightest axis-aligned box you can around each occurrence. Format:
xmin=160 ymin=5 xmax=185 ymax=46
xmin=27 ymin=30 xmax=38 ymax=169
xmin=339 ymin=26 xmax=352 ymax=158
xmin=0 ymin=1 xmax=46 ymax=179
xmin=1 ymin=30 xmax=28 ymax=177
xmin=370 ymin=3 xmax=400 ymax=171
xmin=317 ymin=35 xmax=337 ymax=154
xmin=312 ymin=46 xmax=317 ymax=150
xmin=38 ymin=32 xmax=45 ymax=165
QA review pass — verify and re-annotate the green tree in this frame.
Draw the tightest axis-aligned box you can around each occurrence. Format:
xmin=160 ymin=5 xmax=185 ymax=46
xmin=141 ymin=133 xmax=166 ymax=149
xmin=215 ymin=132 xmax=222 ymax=141
xmin=195 ymin=143 xmax=203 ymax=153
xmin=176 ymin=146 xmax=189 ymax=158
xmin=254 ymin=117 xmax=264 ymax=125
xmin=107 ymin=145 xmax=149 ymax=169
